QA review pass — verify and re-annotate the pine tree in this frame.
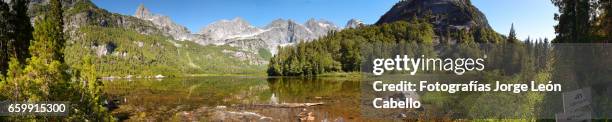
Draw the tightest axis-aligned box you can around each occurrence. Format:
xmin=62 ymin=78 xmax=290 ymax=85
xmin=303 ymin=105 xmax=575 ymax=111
xmin=0 ymin=1 xmax=10 ymax=75
xmin=15 ymin=0 xmax=68 ymax=102
xmin=29 ymin=0 xmax=65 ymax=62
xmin=9 ymin=0 xmax=33 ymax=63
xmin=507 ymin=23 xmax=518 ymax=43
xmin=551 ymin=0 xmax=597 ymax=43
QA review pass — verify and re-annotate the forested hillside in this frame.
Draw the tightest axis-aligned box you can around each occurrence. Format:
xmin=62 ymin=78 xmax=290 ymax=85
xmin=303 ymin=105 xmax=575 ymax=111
xmin=58 ymin=0 xmax=267 ymax=76
xmin=268 ymin=18 xmax=505 ymax=76
xmin=267 ymin=0 xmax=512 ymax=76
xmin=268 ymin=19 xmax=434 ymax=76
xmin=65 ymin=26 xmax=266 ymax=77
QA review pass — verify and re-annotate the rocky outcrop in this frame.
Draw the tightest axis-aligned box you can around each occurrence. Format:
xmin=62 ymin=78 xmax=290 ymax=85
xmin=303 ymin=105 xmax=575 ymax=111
xmin=377 ymin=0 xmax=490 ymax=28
xmin=260 ymin=19 xmax=315 ymax=44
xmin=305 ymin=18 xmax=339 ymax=37
xmin=197 ymin=17 xmax=264 ymax=45
xmin=133 ymin=4 xmax=194 ymax=41
xmin=345 ymin=18 xmax=365 ymax=29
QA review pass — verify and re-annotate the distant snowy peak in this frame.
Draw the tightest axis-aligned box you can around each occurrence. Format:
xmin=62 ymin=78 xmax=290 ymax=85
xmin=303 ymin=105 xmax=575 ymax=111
xmin=345 ymin=18 xmax=365 ymax=29
xmin=200 ymin=17 xmax=339 ymax=43
xmin=133 ymin=4 xmax=194 ymax=41
xmin=197 ymin=17 xmax=339 ymax=54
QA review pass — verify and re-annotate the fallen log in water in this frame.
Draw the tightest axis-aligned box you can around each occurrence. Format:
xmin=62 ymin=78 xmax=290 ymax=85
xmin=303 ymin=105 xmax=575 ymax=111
xmin=252 ymin=102 xmax=324 ymax=108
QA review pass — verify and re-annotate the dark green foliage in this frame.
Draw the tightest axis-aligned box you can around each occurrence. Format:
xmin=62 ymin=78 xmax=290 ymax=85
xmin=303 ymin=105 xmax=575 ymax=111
xmin=1 ymin=0 xmax=113 ymax=120
xmin=0 ymin=1 xmax=10 ymax=75
xmin=0 ymin=0 xmax=34 ymax=75
xmin=268 ymin=17 xmax=506 ymax=76
xmin=416 ymin=42 xmax=555 ymax=119
xmin=457 ymin=29 xmax=475 ymax=43
xmin=551 ymin=0 xmax=610 ymax=43
xmin=474 ymin=26 xmax=504 ymax=43
xmin=9 ymin=0 xmax=34 ymax=63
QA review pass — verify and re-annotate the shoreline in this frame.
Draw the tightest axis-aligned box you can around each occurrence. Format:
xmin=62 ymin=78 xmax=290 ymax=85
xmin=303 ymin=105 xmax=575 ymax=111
xmin=100 ymin=72 xmax=363 ymax=79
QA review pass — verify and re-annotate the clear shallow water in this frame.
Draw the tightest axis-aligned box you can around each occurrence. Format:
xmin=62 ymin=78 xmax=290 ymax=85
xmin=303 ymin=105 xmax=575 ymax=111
xmin=102 ymin=76 xmax=362 ymax=121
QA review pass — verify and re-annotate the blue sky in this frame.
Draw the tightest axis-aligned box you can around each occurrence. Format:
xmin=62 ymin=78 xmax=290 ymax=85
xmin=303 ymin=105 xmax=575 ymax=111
xmin=91 ymin=0 xmax=557 ymax=40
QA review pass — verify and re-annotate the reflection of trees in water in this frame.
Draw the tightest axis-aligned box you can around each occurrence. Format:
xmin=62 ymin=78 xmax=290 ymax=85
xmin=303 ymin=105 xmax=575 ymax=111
xmin=265 ymin=78 xmax=362 ymax=121
xmin=102 ymin=77 xmax=273 ymax=121
xmin=266 ymin=78 xmax=360 ymax=103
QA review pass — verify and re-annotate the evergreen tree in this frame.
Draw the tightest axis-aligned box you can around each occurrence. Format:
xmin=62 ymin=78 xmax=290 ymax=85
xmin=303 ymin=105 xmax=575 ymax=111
xmin=29 ymin=0 xmax=65 ymax=62
xmin=0 ymin=1 xmax=10 ymax=75
xmin=458 ymin=28 xmax=474 ymax=43
xmin=507 ymin=23 xmax=518 ymax=43
xmin=3 ymin=0 xmax=113 ymax=120
xmin=14 ymin=0 xmax=68 ymax=103
xmin=9 ymin=0 xmax=33 ymax=63
xmin=551 ymin=0 xmax=597 ymax=43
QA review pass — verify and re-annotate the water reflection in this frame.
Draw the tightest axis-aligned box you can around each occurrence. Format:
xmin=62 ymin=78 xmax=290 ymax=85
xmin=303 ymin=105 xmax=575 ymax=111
xmin=102 ymin=76 xmax=361 ymax=121
xmin=270 ymin=93 xmax=278 ymax=105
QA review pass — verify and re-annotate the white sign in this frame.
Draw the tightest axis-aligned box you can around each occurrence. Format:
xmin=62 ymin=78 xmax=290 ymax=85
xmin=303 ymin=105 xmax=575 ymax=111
xmin=556 ymin=87 xmax=592 ymax=122
xmin=562 ymin=87 xmax=592 ymax=112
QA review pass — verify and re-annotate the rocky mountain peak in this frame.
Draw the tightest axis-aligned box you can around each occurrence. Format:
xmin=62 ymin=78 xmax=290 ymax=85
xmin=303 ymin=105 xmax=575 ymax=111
xmin=196 ymin=17 xmax=339 ymax=54
xmin=377 ymin=0 xmax=488 ymax=27
xmin=376 ymin=0 xmax=493 ymax=43
xmin=134 ymin=3 xmax=151 ymax=19
xmin=230 ymin=17 xmax=248 ymax=24
xmin=345 ymin=18 xmax=365 ymax=29
xmin=133 ymin=4 xmax=194 ymax=41
xmin=265 ymin=19 xmax=289 ymax=29
xmin=304 ymin=18 xmax=339 ymax=37
xmin=199 ymin=17 xmax=263 ymax=42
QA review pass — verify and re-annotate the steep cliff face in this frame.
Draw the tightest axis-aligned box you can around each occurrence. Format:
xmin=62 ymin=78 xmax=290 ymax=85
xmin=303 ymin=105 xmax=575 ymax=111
xmin=305 ymin=18 xmax=339 ymax=37
xmin=376 ymin=0 xmax=497 ymax=43
xmin=377 ymin=0 xmax=490 ymax=28
xmin=260 ymin=19 xmax=317 ymax=44
xmin=197 ymin=17 xmax=264 ymax=44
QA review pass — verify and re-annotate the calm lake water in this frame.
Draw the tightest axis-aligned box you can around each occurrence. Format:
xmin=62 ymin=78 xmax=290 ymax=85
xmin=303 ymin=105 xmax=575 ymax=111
xmin=102 ymin=76 xmax=362 ymax=121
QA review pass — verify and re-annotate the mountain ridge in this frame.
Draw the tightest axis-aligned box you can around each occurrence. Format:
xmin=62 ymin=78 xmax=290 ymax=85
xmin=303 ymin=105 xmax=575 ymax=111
xmin=23 ymin=0 xmax=269 ymax=76
xmin=195 ymin=17 xmax=341 ymax=54
xmin=134 ymin=4 xmax=195 ymax=41
xmin=130 ymin=4 xmax=346 ymax=54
